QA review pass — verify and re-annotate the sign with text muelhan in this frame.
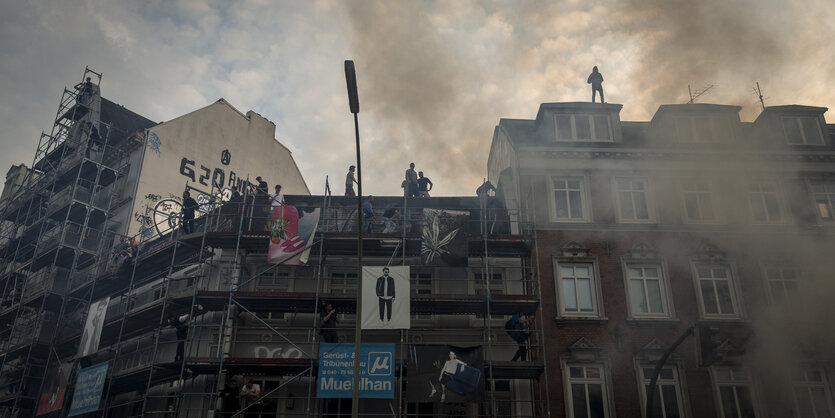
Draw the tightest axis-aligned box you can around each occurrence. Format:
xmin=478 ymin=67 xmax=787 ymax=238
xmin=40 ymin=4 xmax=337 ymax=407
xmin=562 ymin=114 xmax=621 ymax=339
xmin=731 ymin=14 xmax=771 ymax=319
xmin=68 ymin=361 xmax=109 ymax=416
xmin=317 ymin=343 xmax=395 ymax=399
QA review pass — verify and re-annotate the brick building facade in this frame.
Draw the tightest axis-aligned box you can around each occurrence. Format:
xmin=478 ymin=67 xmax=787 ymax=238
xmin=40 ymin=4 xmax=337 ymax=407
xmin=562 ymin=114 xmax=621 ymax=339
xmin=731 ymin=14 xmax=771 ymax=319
xmin=490 ymin=102 xmax=835 ymax=417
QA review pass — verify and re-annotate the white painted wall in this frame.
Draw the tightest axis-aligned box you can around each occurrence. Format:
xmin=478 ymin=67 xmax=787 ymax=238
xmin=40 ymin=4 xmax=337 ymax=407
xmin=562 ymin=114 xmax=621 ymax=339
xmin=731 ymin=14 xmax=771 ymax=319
xmin=128 ymin=99 xmax=309 ymax=236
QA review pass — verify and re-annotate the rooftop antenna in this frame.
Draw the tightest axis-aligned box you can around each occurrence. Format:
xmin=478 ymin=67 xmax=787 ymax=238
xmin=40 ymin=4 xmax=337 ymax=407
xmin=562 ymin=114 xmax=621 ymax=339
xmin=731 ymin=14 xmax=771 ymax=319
xmin=752 ymin=81 xmax=768 ymax=111
xmin=687 ymin=84 xmax=715 ymax=104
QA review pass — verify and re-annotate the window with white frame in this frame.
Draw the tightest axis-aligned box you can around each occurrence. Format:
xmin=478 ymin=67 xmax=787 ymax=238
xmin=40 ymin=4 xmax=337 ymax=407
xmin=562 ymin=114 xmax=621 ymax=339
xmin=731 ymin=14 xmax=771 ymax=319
xmin=410 ymin=272 xmax=432 ymax=320
xmin=713 ymin=367 xmax=759 ymax=418
xmin=556 ymin=263 xmax=599 ymax=317
xmin=694 ymin=264 xmax=741 ymax=319
xmin=555 ymin=114 xmax=612 ymax=141
xmin=763 ymin=264 xmax=799 ymax=309
xmin=566 ymin=364 xmax=611 ymax=418
xmin=639 ymin=365 xmax=687 ymax=418
xmin=615 ymin=177 xmax=653 ymax=222
xmin=782 ymin=117 xmax=825 ymax=145
xmin=811 ymin=181 xmax=835 ymax=222
xmin=747 ymin=181 xmax=783 ymax=223
xmin=681 ymin=179 xmax=716 ymax=222
xmin=625 ymin=264 xmax=672 ymax=319
xmin=674 ymin=115 xmax=733 ymax=143
xmin=551 ymin=176 xmax=590 ymax=222
xmin=792 ymin=368 xmax=835 ymax=418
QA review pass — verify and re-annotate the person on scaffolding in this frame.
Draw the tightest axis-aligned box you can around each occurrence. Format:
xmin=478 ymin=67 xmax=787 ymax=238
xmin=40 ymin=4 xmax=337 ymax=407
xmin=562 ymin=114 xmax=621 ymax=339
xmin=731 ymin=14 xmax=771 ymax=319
xmin=74 ymin=77 xmax=95 ymax=105
xmin=181 ymin=191 xmax=198 ymax=234
xmin=168 ymin=312 xmax=190 ymax=362
xmin=219 ymin=379 xmax=240 ymax=418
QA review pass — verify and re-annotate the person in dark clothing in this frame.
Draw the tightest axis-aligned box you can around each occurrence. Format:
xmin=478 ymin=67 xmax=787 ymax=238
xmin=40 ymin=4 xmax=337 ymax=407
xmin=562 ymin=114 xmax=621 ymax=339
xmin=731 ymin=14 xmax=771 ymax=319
xmin=509 ymin=311 xmax=534 ymax=361
xmin=405 ymin=163 xmax=419 ymax=197
xmin=229 ymin=185 xmax=242 ymax=203
xmin=417 ymin=171 xmax=433 ymax=197
xmin=255 ymin=176 xmax=268 ymax=195
xmin=362 ymin=196 xmax=375 ymax=232
xmin=375 ymin=267 xmax=396 ymax=321
xmin=219 ymin=379 xmax=240 ymax=417
xmin=168 ymin=313 xmax=190 ymax=362
xmin=181 ymin=191 xmax=199 ymax=234
xmin=345 ymin=165 xmax=358 ymax=197
xmin=587 ymin=66 xmax=605 ymax=103
xmin=320 ymin=303 xmax=339 ymax=343
xmin=75 ymin=77 xmax=94 ymax=105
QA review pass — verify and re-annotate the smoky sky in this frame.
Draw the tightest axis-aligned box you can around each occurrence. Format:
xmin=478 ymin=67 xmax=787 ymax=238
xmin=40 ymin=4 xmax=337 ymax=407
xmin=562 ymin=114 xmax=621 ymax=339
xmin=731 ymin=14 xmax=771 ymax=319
xmin=1 ymin=0 xmax=834 ymax=197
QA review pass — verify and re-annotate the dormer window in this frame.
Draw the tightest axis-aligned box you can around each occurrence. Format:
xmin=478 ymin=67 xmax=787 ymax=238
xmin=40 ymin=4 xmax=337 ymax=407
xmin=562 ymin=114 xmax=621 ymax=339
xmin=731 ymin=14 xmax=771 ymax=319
xmin=555 ymin=114 xmax=612 ymax=141
xmin=782 ymin=116 xmax=824 ymax=145
xmin=674 ymin=115 xmax=732 ymax=143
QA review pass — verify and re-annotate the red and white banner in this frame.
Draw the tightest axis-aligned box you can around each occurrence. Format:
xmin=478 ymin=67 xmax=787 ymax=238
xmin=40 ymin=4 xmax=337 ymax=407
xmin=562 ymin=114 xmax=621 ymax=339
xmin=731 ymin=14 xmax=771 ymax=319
xmin=268 ymin=206 xmax=320 ymax=265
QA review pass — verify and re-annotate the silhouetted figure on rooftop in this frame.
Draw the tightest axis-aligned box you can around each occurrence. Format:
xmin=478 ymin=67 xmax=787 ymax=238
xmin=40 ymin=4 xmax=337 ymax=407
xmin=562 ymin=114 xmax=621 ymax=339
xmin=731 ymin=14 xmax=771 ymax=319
xmin=587 ymin=66 xmax=604 ymax=103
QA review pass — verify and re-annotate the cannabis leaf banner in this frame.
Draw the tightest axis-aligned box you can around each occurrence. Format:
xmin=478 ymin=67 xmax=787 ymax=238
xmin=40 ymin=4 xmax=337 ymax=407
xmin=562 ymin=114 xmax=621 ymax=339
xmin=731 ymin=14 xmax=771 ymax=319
xmin=421 ymin=209 xmax=468 ymax=266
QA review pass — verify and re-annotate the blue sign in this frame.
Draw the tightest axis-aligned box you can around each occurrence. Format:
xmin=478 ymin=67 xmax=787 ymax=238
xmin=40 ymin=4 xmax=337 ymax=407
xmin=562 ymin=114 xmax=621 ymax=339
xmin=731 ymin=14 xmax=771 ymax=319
xmin=68 ymin=361 xmax=108 ymax=416
xmin=317 ymin=343 xmax=395 ymax=399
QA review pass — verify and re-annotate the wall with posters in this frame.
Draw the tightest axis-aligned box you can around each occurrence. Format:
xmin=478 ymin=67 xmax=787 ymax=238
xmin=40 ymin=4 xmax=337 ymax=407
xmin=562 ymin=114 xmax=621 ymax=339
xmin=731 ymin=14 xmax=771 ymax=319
xmin=129 ymin=99 xmax=310 ymax=237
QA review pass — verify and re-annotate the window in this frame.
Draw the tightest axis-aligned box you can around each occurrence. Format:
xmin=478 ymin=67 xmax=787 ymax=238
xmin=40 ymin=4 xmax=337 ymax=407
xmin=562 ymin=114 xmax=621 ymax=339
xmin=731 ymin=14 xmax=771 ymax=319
xmin=674 ymin=115 xmax=733 ymax=143
xmin=330 ymin=272 xmax=357 ymax=320
xmin=615 ymin=178 xmax=653 ymax=222
xmin=475 ymin=272 xmax=504 ymax=319
xmin=747 ymin=182 xmax=782 ymax=223
xmin=681 ymin=180 xmax=716 ymax=222
xmin=792 ymin=368 xmax=835 ymax=418
xmin=556 ymin=263 xmax=599 ymax=317
xmin=551 ymin=176 xmax=590 ymax=222
xmin=713 ymin=367 xmax=759 ymax=418
xmin=694 ymin=264 xmax=741 ymax=319
xmin=566 ymin=364 xmax=611 ymax=418
xmin=555 ymin=114 xmax=612 ymax=141
xmin=410 ymin=272 xmax=432 ymax=320
xmin=625 ymin=264 xmax=671 ymax=319
xmin=329 ymin=272 xmax=357 ymax=294
xmin=811 ymin=181 xmax=835 ymax=222
xmin=763 ymin=264 xmax=799 ymax=308
xmin=783 ymin=117 xmax=824 ymax=145
xmin=639 ymin=365 xmax=687 ymax=418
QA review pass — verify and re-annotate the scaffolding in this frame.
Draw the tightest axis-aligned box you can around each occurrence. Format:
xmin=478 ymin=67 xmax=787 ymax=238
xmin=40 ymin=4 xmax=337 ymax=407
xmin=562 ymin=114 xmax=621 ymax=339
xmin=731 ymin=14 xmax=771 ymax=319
xmin=89 ymin=183 xmax=548 ymax=417
xmin=0 ymin=68 xmax=143 ymax=417
xmin=0 ymin=70 xmax=549 ymax=418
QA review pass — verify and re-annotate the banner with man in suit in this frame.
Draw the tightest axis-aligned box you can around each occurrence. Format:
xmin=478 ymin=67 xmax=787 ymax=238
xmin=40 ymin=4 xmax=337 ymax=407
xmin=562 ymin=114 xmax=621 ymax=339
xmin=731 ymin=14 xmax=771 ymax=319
xmin=361 ymin=266 xmax=410 ymax=329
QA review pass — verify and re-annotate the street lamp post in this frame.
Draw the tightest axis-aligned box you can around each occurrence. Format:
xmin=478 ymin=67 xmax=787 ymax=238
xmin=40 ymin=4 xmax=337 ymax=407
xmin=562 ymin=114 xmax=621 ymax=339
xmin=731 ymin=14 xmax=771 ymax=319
xmin=344 ymin=60 xmax=363 ymax=418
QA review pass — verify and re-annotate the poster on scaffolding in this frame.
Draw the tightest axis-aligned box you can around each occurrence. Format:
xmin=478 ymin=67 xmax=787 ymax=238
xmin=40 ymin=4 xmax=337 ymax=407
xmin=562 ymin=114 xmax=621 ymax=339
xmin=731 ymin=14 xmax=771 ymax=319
xmin=421 ymin=209 xmax=469 ymax=267
xmin=36 ymin=362 xmax=71 ymax=415
xmin=361 ymin=266 xmax=410 ymax=330
xmin=317 ymin=343 xmax=395 ymax=399
xmin=268 ymin=206 xmax=320 ymax=265
xmin=78 ymin=297 xmax=109 ymax=358
xmin=68 ymin=361 xmax=108 ymax=416
xmin=406 ymin=345 xmax=484 ymax=404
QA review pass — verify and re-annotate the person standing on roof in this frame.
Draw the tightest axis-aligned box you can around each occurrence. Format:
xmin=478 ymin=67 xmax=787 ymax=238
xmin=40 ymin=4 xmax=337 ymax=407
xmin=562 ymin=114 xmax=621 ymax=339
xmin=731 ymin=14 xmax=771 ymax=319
xmin=417 ymin=171 xmax=433 ymax=198
xmin=587 ymin=66 xmax=605 ymax=103
xmin=405 ymin=163 xmax=418 ymax=197
xmin=345 ymin=165 xmax=358 ymax=197
xmin=255 ymin=176 xmax=268 ymax=195
xmin=270 ymin=185 xmax=285 ymax=207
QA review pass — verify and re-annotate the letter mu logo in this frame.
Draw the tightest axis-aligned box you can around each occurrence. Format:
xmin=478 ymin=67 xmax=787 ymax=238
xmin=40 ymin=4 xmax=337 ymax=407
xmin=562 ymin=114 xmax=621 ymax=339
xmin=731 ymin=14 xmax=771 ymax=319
xmin=368 ymin=352 xmax=392 ymax=376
